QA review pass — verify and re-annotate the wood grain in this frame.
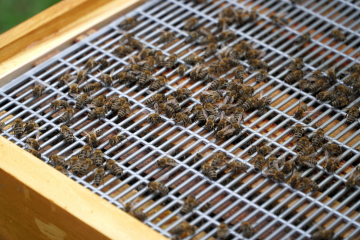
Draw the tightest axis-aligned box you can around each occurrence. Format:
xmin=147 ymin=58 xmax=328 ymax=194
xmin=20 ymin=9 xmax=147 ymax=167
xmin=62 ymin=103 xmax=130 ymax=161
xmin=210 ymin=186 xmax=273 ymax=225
xmin=0 ymin=0 xmax=143 ymax=85
xmin=0 ymin=136 xmax=167 ymax=240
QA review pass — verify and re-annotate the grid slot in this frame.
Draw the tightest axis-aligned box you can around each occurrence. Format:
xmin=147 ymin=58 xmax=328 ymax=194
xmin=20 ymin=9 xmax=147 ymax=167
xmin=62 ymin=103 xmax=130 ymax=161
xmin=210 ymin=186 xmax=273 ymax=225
xmin=1 ymin=0 xmax=360 ymax=239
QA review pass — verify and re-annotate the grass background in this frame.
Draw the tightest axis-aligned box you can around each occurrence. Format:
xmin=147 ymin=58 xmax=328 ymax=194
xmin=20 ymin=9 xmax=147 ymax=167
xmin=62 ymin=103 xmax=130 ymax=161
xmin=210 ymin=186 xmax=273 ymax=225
xmin=0 ymin=0 xmax=60 ymax=33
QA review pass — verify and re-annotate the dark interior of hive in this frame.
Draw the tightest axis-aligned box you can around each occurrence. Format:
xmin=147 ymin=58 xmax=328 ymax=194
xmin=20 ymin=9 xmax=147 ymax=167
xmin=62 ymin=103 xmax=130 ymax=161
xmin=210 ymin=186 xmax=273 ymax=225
xmin=1 ymin=0 xmax=360 ymax=239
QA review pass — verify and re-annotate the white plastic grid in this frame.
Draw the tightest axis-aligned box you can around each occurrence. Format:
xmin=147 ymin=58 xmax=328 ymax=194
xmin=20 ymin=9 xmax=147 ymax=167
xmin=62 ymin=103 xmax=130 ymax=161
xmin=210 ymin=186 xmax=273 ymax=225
xmin=1 ymin=0 xmax=360 ymax=239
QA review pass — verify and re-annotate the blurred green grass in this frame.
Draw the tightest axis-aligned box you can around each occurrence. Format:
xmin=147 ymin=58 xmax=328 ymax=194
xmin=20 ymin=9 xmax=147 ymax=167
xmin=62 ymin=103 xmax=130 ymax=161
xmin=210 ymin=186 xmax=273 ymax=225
xmin=0 ymin=0 xmax=60 ymax=33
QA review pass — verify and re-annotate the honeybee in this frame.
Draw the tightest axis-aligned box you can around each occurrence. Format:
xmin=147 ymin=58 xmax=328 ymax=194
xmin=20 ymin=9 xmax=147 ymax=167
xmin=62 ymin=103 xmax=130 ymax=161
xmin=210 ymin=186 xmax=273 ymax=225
xmin=326 ymin=66 xmax=337 ymax=82
xmin=32 ymin=80 xmax=46 ymax=98
xmin=217 ymin=111 xmax=229 ymax=131
xmin=76 ymin=68 xmax=88 ymax=83
xmin=158 ymin=31 xmax=176 ymax=44
xmin=55 ymin=166 xmax=69 ymax=176
xmin=67 ymin=83 xmax=80 ymax=98
xmin=256 ymin=69 xmax=269 ymax=83
xmin=324 ymin=155 xmax=340 ymax=174
xmin=147 ymin=112 xmax=162 ymax=124
xmin=59 ymin=107 xmax=74 ymax=123
xmin=193 ymin=153 xmax=203 ymax=163
xmin=93 ymin=166 xmax=105 ymax=186
xmin=76 ymin=144 xmax=93 ymax=159
xmin=119 ymin=17 xmax=138 ymax=29
xmin=173 ymin=86 xmax=192 ymax=101
xmin=242 ymin=97 xmax=258 ymax=111
xmin=25 ymin=131 xmax=41 ymax=150
xmin=334 ymin=84 xmax=353 ymax=96
xmin=181 ymin=195 xmax=198 ymax=214
xmin=346 ymin=168 xmax=360 ymax=188
xmin=330 ymin=29 xmax=346 ymax=41
xmin=174 ymin=112 xmax=192 ymax=126
xmin=252 ymin=154 xmax=265 ymax=172
xmin=165 ymin=54 xmax=177 ymax=69
xmin=289 ymin=169 xmax=302 ymax=189
xmin=258 ymin=145 xmax=272 ymax=156
xmin=270 ymin=15 xmax=289 ymax=25
xmin=229 ymin=67 xmax=243 ymax=82
xmin=202 ymin=163 xmax=217 ymax=180
xmin=85 ymin=129 xmax=100 ymax=148
xmin=344 ymin=72 xmax=360 ymax=86
xmin=144 ymin=92 xmax=165 ymax=106
xmin=248 ymin=59 xmax=268 ymax=70
xmin=176 ymin=64 xmax=188 ymax=76
xmin=203 ymin=43 xmax=217 ymax=58
xmin=184 ymin=17 xmax=198 ymax=31
xmin=226 ymin=159 xmax=248 ymax=173
xmin=268 ymin=154 xmax=282 ymax=170
xmin=58 ymin=69 xmax=75 ymax=87
xmin=79 ymin=158 xmax=94 ymax=175
xmin=290 ymin=123 xmax=305 ymax=140
xmin=84 ymin=57 xmax=98 ymax=71
xmin=245 ymin=48 xmax=265 ymax=60
xmin=294 ymin=104 xmax=308 ymax=119
xmin=60 ymin=124 xmax=75 ymax=143
xmin=115 ymin=46 xmax=134 ymax=58
xmin=217 ymin=223 xmax=228 ymax=240
xmin=0 ymin=122 xmax=5 ymax=133
xmin=12 ymin=118 xmax=24 ymax=138
xmin=316 ymin=90 xmax=336 ymax=102
xmin=92 ymin=149 xmax=104 ymax=167
xmin=234 ymin=8 xmax=245 ymax=26
xmin=331 ymin=95 xmax=349 ymax=108
xmin=148 ymin=175 xmax=169 ymax=196
xmin=88 ymin=106 xmax=108 ymax=120
xmin=298 ymin=79 xmax=309 ymax=91
xmin=184 ymin=52 xmax=204 ymax=66
xmin=23 ymin=119 xmax=39 ymax=134
xmin=199 ymin=34 xmax=218 ymax=45
xmin=149 ymin=75 xmax=167 ymax=91
xmin=25 ymin=149 xmax=42 ymax=158
xmin=117 ymin=102 xmax=131 ymax=118
xmin=185 ymin=30 xmax=201 ymax=43
xmin=170 ymin=222 xmax=195 ymax=236
xmin=70 ymin=155 xmax=81 ymax=175
xmin=240 ymin=221 xmax=254 ymax=238
xmin=211 ymin=152 xmax=226 ymax=169
xmin=89 ymin=95 xmax=107 ymax=108
xmin=75 ymin=93 xmax=91 ymax=109
xmin=308 ymin=78 xmax=328 ymax=93
xmin=156 ymin=156 xmax=177 ymax=168
xmin=106 ymin=159 xmax=123 ymax=177
xmin=282 ymin=159 xmax=296 ymax=174
xmin=311 ymin=227 xmax=334 ymax=240
xmin=299 ymin=177 xmax=319 ymax=191
xmin=229 ymin=116 xmax=242 ymax=134
xmin=296 ymin=32 xmax=311 ymax=45
xmin=264 ymin=168 xmax=286 ymax=182
xmin=322 ymin=141 xmax=341 ymax=156
xmin=288 ymin=58 xmax=303 ymax=71
xmin=248 ymin=145 xmax=259 ymax=155
xmin=99 ymin=69 xmax=114 ymax=87
xmin=218 ymin=30 xmax=236 ymax=42
xmin=298 ymin=146 xmax=316 ymax=157
xmin=83 ymin=82 xmax=103 ymax=93
xmin=109 ymin=134 xmax=127 ymax=147
xmin=98 ymin=58 xmax=110 ymax=69
xmin=49 ymin=154 xmax=67 ymax=168
xmin=204 ymin=114 xmax=216 ymax=131
xmin=345 ymin=106 xmax=359 ymax=124
xmin=285 ymin=70 xmax=304 ymax=84
xmin=120 ymin=198 xmax=147 ymax=222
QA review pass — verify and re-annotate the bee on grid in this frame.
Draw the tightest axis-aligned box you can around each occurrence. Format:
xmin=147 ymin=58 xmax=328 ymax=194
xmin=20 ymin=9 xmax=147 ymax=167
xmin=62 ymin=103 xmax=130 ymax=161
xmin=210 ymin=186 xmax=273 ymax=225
xmin=58 ymin=69 xmax=75 ymax=87
xmin=240 ymin=221 xmax=255 ymax=238
xmin=157 ymin=30 xmax=176 ymax=45
xmin=270 ymin=14 xmax=289 ymax=26
xmin=119 ymin=17 xmax=138 ymax=30
xmin=148 ymin=174 xmax=169 ymax=196
xmin=84 ymin=57 xmax=98 ymax=72
xmin=59 ymin=124 xmax=75 ymax=144
xmin=330 ymin=29 xmax=346 ymax=41
xmin=295 ymin=32 xmax=311 ymax=45
xmin=119 ymin=197 xmax=147 ymax=222
xmin=51 ymin=94 xmax=70 ymax=111
xmin=32 ymin=79 xmax=46 ymax=98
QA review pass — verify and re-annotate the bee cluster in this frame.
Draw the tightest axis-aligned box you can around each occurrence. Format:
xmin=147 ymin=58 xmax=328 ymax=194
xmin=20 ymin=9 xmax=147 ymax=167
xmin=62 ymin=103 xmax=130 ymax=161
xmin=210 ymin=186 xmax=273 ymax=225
xmin=1 ymin=0 xmax=360 ymax=239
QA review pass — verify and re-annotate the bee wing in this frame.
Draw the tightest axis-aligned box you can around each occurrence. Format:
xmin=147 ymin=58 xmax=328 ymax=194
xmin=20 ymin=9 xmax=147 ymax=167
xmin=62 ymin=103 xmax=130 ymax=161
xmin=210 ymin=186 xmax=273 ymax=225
xmin=292 ymin=169 xmax=302 ymax=178
xmin=35 ymin=131 xmax=41 ymax=141
xmin=87 ymin=104 xmax=97 ymax=109
xmin=110 ymin=69 xmax=115 ymax=77
xmin=70 ymin=93 xmax=80 ymax=98
xmin=203 ymin=110 xmax=208 ymax=119
xmin=182 ymin=108 xmax=191 ymax=114
xmin=25 ymin=143 xmax=34 ymax=150
xmin=154 ymin=103 xmax=159 ymax=113
xmin=200 ymin=27 xmax=212 ymax=36
xmin=156 ymin=173 xmax=170 ymax=183
xmin=166 ymin=98 xmax=179 ymax=105
xmin=348 ymin=169 xmax=360 ymax=180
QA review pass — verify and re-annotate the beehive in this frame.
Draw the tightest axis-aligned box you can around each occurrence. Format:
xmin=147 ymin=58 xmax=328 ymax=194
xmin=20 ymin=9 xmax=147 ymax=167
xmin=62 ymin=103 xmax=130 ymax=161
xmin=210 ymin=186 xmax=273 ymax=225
xmin=1 ymin=0 xmax=360 ymax=239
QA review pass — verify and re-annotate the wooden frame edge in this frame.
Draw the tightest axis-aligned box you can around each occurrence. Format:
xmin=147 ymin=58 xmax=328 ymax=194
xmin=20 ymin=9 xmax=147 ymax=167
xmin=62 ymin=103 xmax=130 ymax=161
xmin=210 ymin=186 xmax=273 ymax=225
xmin=0 ymin=0 xmax=142 ymax=86
xmin=0 ymin=136 xmax=167 ymax=240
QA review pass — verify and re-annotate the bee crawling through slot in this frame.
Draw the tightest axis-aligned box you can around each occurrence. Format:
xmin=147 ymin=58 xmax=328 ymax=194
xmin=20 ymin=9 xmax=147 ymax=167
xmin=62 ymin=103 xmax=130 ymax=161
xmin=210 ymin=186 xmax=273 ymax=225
xmin=119 ymin=196 xmax=147 ymax=222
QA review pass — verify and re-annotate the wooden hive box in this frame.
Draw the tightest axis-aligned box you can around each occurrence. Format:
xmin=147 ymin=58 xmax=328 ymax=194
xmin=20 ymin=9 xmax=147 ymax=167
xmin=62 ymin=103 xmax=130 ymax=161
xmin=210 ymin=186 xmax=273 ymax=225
xmin=0 ymin=0 xmax=166 ymax=239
